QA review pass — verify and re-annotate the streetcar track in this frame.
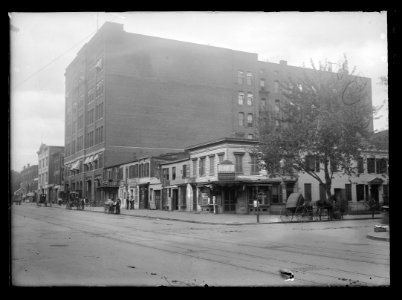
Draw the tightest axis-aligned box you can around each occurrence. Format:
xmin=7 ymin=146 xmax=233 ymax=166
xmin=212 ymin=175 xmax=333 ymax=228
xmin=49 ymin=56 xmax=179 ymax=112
xmin=13 ymin=207 xmax=389 ymax=285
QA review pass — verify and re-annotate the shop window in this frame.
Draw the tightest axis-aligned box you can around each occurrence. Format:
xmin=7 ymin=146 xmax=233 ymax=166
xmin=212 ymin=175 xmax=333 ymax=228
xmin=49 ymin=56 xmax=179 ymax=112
xmin=271 ymin=185 xmax=282 ymax=204
xmin=172 ymin=167 xmax=176 ymax=180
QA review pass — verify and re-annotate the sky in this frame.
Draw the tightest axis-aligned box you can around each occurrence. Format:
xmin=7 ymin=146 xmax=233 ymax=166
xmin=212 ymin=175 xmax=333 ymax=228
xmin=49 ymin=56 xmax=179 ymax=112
xmin=9 ymin=11 xmax=388 ymax=172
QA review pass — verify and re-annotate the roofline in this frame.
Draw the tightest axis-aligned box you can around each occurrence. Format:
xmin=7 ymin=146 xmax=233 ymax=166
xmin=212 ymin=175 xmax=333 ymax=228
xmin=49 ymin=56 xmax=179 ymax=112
xmin=186 ymin=137 xmax=259 ymax=151
xmin=159 ymin=157 xmax=190 ymax=165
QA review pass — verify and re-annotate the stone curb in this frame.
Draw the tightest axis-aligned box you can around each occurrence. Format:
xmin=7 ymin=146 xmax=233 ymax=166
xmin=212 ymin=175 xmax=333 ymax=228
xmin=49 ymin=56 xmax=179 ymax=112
xmin=366 ymin=233 xmax=390 ymax=242
xmin=47 ymin=204 xmax=382 ymax=226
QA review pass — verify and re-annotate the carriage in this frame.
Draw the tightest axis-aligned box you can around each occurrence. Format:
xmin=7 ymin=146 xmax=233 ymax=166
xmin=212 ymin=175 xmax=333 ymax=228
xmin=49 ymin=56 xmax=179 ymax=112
xmin=280 ymin=192 xmax=317 ymax=222
xmin=66 ymin=191 xmax=85 ymax=210
xmin=104 ymin=199 xmax=115 ymax=214
xmin=280 ymin=192 xmax=335 ymax=222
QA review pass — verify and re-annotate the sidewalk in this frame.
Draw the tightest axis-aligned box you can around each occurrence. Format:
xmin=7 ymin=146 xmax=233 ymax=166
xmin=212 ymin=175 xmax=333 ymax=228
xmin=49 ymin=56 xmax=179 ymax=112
xmin=50 ymin=203 xmax=382 ymax=226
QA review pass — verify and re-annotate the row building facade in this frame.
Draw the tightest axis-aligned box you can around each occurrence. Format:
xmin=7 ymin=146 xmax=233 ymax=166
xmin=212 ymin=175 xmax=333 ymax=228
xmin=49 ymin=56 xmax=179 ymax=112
xmin=64 ymin=22 xmax=373 ymax=205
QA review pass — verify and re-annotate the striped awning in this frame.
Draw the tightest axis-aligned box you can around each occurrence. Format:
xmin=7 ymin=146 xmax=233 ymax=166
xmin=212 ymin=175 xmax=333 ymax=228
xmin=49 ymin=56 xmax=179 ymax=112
xmin=93 ymin=154 xmax=99 ymax=161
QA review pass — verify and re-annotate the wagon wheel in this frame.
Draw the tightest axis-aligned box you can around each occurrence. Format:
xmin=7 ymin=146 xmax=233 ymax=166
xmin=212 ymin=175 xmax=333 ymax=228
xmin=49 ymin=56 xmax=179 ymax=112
xmin=280 ymin=207 xmax=292 ymax=222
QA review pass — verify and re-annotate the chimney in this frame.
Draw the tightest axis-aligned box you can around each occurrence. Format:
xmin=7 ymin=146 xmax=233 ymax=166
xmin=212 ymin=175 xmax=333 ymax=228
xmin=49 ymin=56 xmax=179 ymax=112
xmin=279 ymin=60 xmax=287 ymax=66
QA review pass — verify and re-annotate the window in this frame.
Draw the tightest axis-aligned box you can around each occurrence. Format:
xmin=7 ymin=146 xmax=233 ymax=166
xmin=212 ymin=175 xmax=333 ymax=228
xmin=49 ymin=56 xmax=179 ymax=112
xmin=96 ymin=79 xmax=104 ymax=97
xmin=260 ymin=79 xmax=265 ymax=88
xmin=238 ymin=92 xmax=244 ymax=105
xmin=172 ymin=167 xmax=176 ymax=180
xmin=134 ymin=165 xmax=138 ymax=177
xmin=345 ymin=184 xmax=352 ymax=201
xmin=247 ymin=134 xmax=254 ymax=140
xmin=99 ymin=126 xmax=103 ymax=143
xmin=246 ymin=72 xmax=253 ymax=85
xmin=199 ymin=157 xmax=206 ymax=177
xmin=274 ymin=81 xmax=279 ymax=93
xmin=238 ymin=71 xmax=244 ymax=85
xmin=192 ymin=159 xmax=197 ymax=176
xmin=357 ymin=157 xmax=364 ymax=173
xmin=182 ymin=164 xmax=188 ymax=178
xmin=356 ymin=184 xmax=365 ymax=201
xmin=238 ymin=112 xmax=245 ymax=127
xmin=139 ymin=164 xmax=143 ymax=177
xmin=247 ymin=113 xmax=253 ymax=127
xmin=376 ymin=158 xmax=387 ymax=174
xmin=234 ymin=154 xmax=244 ymax=173
xmin=145 ymin=163 xmax=150 ymax=177
xmin=315 ymin=156 xmax=320 ymax=172
xmin=95 ymin=57 xmax=103 ymax=72
xmin=305 ymin=155 xmax=316 ymax=171
xmin=271 ymin=185 xmax=282 ymax=204
xmin=88 ymin=88 xmax=95 ymax=103
xmin=250 ymin=155 xmax=258 ymax=174
xmin=367 ymin=158 xmax=375 ymax=173
xmin=87 ymin=108 xmax=94 ymax=124
xmin=304 ymin=183 xmax=312 ymax=202
xmin=218 ymin=153 xmax=224 ymax=163
xmin=209 ymin=155 xmax=215 ymax=175
xmin=129 ymin=166 xmax=134 ymax=178
xmin=96 ymin=102 xmax=103 ymax=120
xmin=247 ymin=93 xmax=253 ymax=106
xmin=162 ymin=168 xmax=169 ymax=180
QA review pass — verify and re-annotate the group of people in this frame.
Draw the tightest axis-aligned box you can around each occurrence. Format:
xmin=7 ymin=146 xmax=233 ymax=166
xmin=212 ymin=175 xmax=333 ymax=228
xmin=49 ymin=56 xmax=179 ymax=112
xmin=125 ymin=196 xmax=135 ymax=210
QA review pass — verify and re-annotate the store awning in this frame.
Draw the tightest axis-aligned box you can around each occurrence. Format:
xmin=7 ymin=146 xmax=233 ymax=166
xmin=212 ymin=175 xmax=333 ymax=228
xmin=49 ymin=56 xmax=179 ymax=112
xmin=93 ymin=154 xmax=99 ymax=161
xmin=83 ymin=157 xmax=90 ymax=164
xmin=87 ymin=156 xmax=94 ymax=164
xmin=27 ymin=192 xmax=35 ymax=197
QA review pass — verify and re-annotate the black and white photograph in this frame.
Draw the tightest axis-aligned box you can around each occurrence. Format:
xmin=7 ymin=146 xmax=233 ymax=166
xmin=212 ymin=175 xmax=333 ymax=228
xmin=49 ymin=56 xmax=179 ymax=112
xmin=9 ymin=11 xmax=389 ymax=287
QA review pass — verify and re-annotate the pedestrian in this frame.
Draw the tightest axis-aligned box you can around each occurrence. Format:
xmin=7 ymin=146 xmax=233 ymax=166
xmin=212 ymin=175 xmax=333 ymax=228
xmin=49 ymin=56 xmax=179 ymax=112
xmin=116 ymin=198 xmax=121 ymax=214
xmin=368 ymin=197 xmax=376 ymax=219
xmin=130 ymin=196 xmax=134 ymax=210
xmin=126 ymin=196 xmax=129 ymax=210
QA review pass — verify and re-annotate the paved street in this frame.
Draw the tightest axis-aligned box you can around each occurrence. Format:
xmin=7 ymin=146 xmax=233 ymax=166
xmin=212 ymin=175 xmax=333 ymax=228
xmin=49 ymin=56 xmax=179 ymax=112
xmin=11 ymin=204 xmax=389 ymax=286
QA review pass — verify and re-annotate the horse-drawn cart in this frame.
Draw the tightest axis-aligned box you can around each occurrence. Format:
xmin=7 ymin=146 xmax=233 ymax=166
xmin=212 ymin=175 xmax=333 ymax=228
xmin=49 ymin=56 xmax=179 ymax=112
xmin=66 ymin=191 xmax=85 ymax=210
xmin=280 ymin=192 xmax=316 ymax=222
xmin=104 ymin=199 xmax=115 ymax=214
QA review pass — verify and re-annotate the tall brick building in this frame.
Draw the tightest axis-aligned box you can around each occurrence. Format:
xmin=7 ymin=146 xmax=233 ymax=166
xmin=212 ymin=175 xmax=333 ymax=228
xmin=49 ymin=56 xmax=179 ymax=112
xmin=64 ymin=22 xmax=372 ymax=204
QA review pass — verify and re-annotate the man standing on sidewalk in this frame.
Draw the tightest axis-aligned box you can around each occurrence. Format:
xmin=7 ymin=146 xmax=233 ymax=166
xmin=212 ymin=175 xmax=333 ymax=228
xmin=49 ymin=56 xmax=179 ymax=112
xmin=126 ymin=195 xmax=129 ymax=210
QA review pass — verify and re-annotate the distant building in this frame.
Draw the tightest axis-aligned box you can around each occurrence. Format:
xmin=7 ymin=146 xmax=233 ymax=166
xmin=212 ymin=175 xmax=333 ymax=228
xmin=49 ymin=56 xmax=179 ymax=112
xmin=19 ymin=164 xmax=38 ymax=202
xmin=297 ymin=149 xmax=389 ymax=212
xmin=64 ymin=21 xmax=372 ymax=205
xmin=37 ymin=143 xmax=64 ymax=204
